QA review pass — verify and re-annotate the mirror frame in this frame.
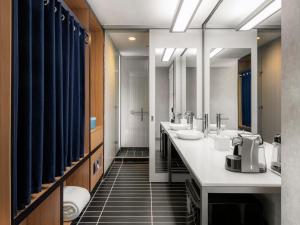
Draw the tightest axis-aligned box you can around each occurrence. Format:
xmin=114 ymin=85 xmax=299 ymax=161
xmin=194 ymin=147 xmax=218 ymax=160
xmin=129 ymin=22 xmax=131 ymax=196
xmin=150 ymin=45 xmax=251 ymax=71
xmin=149 ymin=29 xmax=202 ymax=182
xmin=203 ymin=29 xmax=258 ymax=133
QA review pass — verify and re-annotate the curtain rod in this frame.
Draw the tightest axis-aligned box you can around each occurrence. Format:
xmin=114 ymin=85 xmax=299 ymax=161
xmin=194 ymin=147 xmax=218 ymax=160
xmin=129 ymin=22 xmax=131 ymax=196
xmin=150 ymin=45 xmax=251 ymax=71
xmin=44 ymin=0 xmax=89 ymax=39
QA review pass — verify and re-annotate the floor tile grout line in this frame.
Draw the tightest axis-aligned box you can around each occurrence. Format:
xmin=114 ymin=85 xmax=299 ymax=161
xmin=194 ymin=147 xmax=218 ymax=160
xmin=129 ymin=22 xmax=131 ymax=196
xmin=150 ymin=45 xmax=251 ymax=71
xmin=76 ymin=162 xmax=119 ymax=224
xmin=96 ymin=161 xmax=123 ymax=225
xmin=150 ymin=181 xmax=154 ymax=225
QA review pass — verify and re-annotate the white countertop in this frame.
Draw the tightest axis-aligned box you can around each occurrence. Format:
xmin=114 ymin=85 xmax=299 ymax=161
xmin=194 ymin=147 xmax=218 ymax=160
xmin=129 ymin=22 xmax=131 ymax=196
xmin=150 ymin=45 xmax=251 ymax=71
xmin=161 ymin=122 xmax=281 ymax=188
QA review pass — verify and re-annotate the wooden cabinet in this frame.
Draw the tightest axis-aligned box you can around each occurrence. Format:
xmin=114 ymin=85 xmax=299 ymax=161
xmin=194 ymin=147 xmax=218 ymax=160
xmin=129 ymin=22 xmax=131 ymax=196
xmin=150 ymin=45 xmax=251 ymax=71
xmin=90 ymin=147 xmax=104 ymax=190
xmin=66 ymin=160 xmax=90 ymax=191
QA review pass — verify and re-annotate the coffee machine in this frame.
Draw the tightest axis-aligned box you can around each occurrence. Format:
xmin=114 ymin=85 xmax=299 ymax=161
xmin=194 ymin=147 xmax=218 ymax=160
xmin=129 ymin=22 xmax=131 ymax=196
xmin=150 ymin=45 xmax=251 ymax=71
xmin=225 ymin=134 xmax=267 ymax=173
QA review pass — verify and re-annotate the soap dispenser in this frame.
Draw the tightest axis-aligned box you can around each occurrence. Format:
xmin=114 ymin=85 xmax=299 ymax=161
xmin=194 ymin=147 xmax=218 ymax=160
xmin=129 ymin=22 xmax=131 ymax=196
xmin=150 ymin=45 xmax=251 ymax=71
xmin=271 ymin=134 xmax=281 ymax=174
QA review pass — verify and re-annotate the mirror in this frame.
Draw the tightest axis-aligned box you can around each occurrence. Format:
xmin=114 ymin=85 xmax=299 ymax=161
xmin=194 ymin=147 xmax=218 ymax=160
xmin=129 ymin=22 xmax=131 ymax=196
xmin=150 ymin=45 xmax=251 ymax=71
xmin=209 ymin=48 xmax=252 ymax=131
xmin=155 ymin=48 xmax=197 ymax=173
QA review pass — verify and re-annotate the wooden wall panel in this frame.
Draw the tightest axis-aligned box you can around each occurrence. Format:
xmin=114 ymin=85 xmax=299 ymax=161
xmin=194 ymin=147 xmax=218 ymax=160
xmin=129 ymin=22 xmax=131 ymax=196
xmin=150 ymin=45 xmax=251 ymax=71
xmin=89 ymin=11 xmax=101 ymax=32
xmin=90 ymin=147 xmax=104 ymax=190
xmin=0 ymin=0 xmax=11 ymax=224
xmin=90 ymin=126 xmax=103 ymax=151
xmin=72 ymin=9 xmax=90 ymax=32
xmin=64 ymin=0 xmax=88 ymax=9
xmin=90 ymin=30 xmax=104 ymax=128
xmin=19 ymin=188 xmax=61 ymax=225
xmin=66 ymin=160 xmax=90 ymax=191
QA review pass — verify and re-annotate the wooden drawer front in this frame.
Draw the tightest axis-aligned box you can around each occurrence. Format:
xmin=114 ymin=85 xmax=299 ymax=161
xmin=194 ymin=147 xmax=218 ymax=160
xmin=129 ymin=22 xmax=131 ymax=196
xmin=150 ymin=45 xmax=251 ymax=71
xmin=90 ymin=146 xmax=104 ymax=190
xmin=90 ymin=126 xmax=103 ymax=151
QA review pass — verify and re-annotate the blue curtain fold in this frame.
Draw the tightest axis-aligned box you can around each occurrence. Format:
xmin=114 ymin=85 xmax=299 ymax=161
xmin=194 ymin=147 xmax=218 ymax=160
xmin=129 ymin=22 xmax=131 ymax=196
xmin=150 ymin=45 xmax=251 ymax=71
xmin=43 ymin=0 xmax=56 ymax=183
xmin=79 ymin=27 xmax=85 ymax=158
xmin=54 ymin=0 xmax=65 ymax=176
xmin=17 ymin=0 xmax=33 ymax=209
xmin=31 ymin=0 xmax=45 ymax=194
xmin=67 ymin=17 xmax=75 ymax=166
xmin=62 ymin=8 xmax=70 ymax=168
xmin=12 ymin=0 xmax=19 ymax=214
xmin=241 ymin=71 xmax=252 ymax=128
xmin=72 ymin=23 xmax=80 ymax=161
xmin=12 ymin=0 xmax=86 ymax=214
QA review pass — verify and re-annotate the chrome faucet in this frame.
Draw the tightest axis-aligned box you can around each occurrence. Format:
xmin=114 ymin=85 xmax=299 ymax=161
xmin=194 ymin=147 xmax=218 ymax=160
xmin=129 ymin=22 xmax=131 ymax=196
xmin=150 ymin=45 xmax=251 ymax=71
xmin=216 ymin=113 xmax=228 ymax=135
xmin=195 ymin=114 xmax=209 ymax=137
xmin=184 ymin=112 xmax=195 ymax=129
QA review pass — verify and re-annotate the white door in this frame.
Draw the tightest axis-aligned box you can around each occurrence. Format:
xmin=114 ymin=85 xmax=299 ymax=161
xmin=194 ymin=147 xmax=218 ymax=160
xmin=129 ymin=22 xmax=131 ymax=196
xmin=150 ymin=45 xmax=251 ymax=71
xmin=121 ymin=57 xmax=149 ymax=147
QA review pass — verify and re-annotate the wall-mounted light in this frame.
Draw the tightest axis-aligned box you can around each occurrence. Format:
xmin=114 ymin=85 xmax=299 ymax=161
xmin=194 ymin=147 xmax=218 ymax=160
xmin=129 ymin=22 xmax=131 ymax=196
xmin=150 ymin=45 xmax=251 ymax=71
xmin=162 ymin=48 xmax=176 ymax=62
xmin=128 ymin=36 xmax=136 ymax=41
xmin=170 ymin=0 xmax=202 ymax=32
xmin=239 ymin=0 xmax=281 ymax=31
xmin=209 ymin=48 xmax=223 ymax=58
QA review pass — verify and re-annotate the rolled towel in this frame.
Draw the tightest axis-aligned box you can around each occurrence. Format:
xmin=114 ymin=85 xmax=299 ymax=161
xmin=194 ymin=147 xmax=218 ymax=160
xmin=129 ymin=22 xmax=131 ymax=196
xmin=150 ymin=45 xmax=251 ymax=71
xmin=63 ymin=186 xmax=91 ymax=221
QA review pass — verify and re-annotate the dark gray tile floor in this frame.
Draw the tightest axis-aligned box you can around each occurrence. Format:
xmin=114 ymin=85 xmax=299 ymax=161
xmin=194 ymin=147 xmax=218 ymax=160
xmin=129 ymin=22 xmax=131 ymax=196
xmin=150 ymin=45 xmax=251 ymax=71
xmin=116 ymin=148 xmax=149 ymax=158
xmin=72 ymin=161 xmax=187 ymax=225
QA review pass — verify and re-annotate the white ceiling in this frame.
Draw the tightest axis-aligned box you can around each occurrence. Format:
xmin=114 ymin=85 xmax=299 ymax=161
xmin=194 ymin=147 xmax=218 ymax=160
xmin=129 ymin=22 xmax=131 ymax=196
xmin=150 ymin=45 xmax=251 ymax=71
xmin=207 ymin=0 xmax=265 ymax=28
xmin=96 ymin=0 xmax=281 ymax=56
xmin=108 ymin=31 xmax=149 ymax=56
xmin=210 ymin=48 xmax=250 ymax=67
xmin=87 ymin=0 xmax=281 ymax=29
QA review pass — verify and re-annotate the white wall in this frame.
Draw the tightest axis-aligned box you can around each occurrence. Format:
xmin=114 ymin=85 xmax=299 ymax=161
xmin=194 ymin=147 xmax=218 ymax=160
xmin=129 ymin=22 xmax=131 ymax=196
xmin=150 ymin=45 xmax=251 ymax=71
xmin=155 ymin=67 xmax=169 ymax=150
xmin=186 ymin=67 xmax=197 ymax=114
xmin=258 ymin=38 xmax=281 ymax=143
xmin=210 ymin=62 xmax=238 ymax=129
xmin=104 ymin=33 xmax=119 ymax=173
xmin=282 ymin=1 xmax=300 ymax=224
xmin=149 ymin=29 xmax=202 ymax=181
xmin=204 ymin=29 xmax=258 ymax=133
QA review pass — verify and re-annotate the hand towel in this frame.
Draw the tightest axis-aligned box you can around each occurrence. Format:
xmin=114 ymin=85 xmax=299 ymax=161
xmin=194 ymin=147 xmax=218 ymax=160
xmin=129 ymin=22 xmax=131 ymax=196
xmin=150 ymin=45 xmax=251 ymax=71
xmin=63 ymin=186 xmax=91 ymax=221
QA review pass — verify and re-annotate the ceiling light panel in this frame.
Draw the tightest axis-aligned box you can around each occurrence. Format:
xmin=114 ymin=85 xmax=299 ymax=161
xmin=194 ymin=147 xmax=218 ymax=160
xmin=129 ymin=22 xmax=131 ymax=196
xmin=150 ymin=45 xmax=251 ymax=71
xmin=162 ymin=48 xmax=176 ymax=62
xmin=239 ymin=0 xmax=281 ymax=31
xmin=210 ymin=48 xmax=223 ymax=58
xmin=171 ymin=0 xmax=202 ymax=32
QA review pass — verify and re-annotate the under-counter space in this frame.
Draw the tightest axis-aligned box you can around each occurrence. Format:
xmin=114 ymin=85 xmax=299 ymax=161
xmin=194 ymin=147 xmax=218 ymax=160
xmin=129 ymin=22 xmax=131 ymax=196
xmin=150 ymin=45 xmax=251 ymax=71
xmin=161 ymin=121 xmax=281 ymax=225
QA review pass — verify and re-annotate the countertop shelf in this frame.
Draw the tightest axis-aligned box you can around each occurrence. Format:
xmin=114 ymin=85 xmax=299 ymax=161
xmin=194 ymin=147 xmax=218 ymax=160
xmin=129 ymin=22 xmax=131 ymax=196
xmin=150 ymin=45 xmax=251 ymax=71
xmin=161 ymin=122 xmax=281 ymax=188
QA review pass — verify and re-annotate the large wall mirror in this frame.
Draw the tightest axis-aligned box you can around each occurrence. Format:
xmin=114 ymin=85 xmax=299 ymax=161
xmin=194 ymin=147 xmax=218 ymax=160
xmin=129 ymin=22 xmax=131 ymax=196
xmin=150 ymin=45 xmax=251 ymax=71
xmin=210 ymin=48 xmax=252 ymax=131
xmin=155 ymin=48 xmax=197 ymax=173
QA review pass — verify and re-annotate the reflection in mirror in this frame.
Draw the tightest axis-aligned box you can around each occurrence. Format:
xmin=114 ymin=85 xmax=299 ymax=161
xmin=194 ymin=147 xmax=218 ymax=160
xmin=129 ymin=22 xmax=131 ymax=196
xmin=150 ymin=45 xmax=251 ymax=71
xmin=155 ymin=48 xmax=197 ymax=173
xmin=185 ymin=49 xmax=197 ymax=114
xmin=210 ymin=48 xmax=251 ymax=132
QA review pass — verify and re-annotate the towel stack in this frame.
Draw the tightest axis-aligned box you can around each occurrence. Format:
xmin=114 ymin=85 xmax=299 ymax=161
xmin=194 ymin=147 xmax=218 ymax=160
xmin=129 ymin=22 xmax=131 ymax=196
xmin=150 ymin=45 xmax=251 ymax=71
xmin=63 ymin=186 xmax=91 ymax=221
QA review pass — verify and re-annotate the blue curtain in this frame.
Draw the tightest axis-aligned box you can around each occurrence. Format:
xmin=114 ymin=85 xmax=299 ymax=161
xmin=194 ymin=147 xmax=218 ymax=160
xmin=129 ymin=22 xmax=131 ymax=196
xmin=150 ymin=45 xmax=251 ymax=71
xmin=241 ymin=71 xmax=251 ymax=128
xmin=12 ymin=0 xmax=86 ymax=214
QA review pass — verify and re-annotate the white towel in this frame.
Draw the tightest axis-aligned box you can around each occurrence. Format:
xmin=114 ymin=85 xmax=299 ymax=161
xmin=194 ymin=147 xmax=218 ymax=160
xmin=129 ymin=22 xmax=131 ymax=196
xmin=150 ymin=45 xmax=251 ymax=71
xmin=63 ymin=186 xmax=91 ymax=221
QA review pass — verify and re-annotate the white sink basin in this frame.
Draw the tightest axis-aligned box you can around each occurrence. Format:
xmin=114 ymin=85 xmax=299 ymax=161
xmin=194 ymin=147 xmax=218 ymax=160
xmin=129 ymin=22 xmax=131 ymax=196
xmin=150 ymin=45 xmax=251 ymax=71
xmin=176 ymin=130 xmax=203 ymax=140
xmin=210 ymin=134 xmax=231 ymax=151
xmin=169 ymin=123 xmax=190 ymax=131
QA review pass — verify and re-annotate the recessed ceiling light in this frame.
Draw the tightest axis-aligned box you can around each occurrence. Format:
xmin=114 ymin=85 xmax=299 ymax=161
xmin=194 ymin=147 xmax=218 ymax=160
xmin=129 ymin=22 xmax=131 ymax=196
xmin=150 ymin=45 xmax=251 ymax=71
xmin=171 ymin=0 xmax=202 ymax=32
xmin=128 ymin=37 xmax=136 ymax=41
xmin=239 ymin=0 xmax=281 ymax=31
xmin=162 ymin=48 xmax=176 ymax=62
xmin=257 ymin=36 xmax=261 ymax=40
xmin=209 ymin=48 xmax=223 ymax=58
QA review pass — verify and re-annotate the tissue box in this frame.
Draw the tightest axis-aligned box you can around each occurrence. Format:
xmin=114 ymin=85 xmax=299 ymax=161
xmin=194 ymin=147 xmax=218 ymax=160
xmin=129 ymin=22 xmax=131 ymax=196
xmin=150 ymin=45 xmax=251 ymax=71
xmin=90 ymin=117 xmax=96 ymax=129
